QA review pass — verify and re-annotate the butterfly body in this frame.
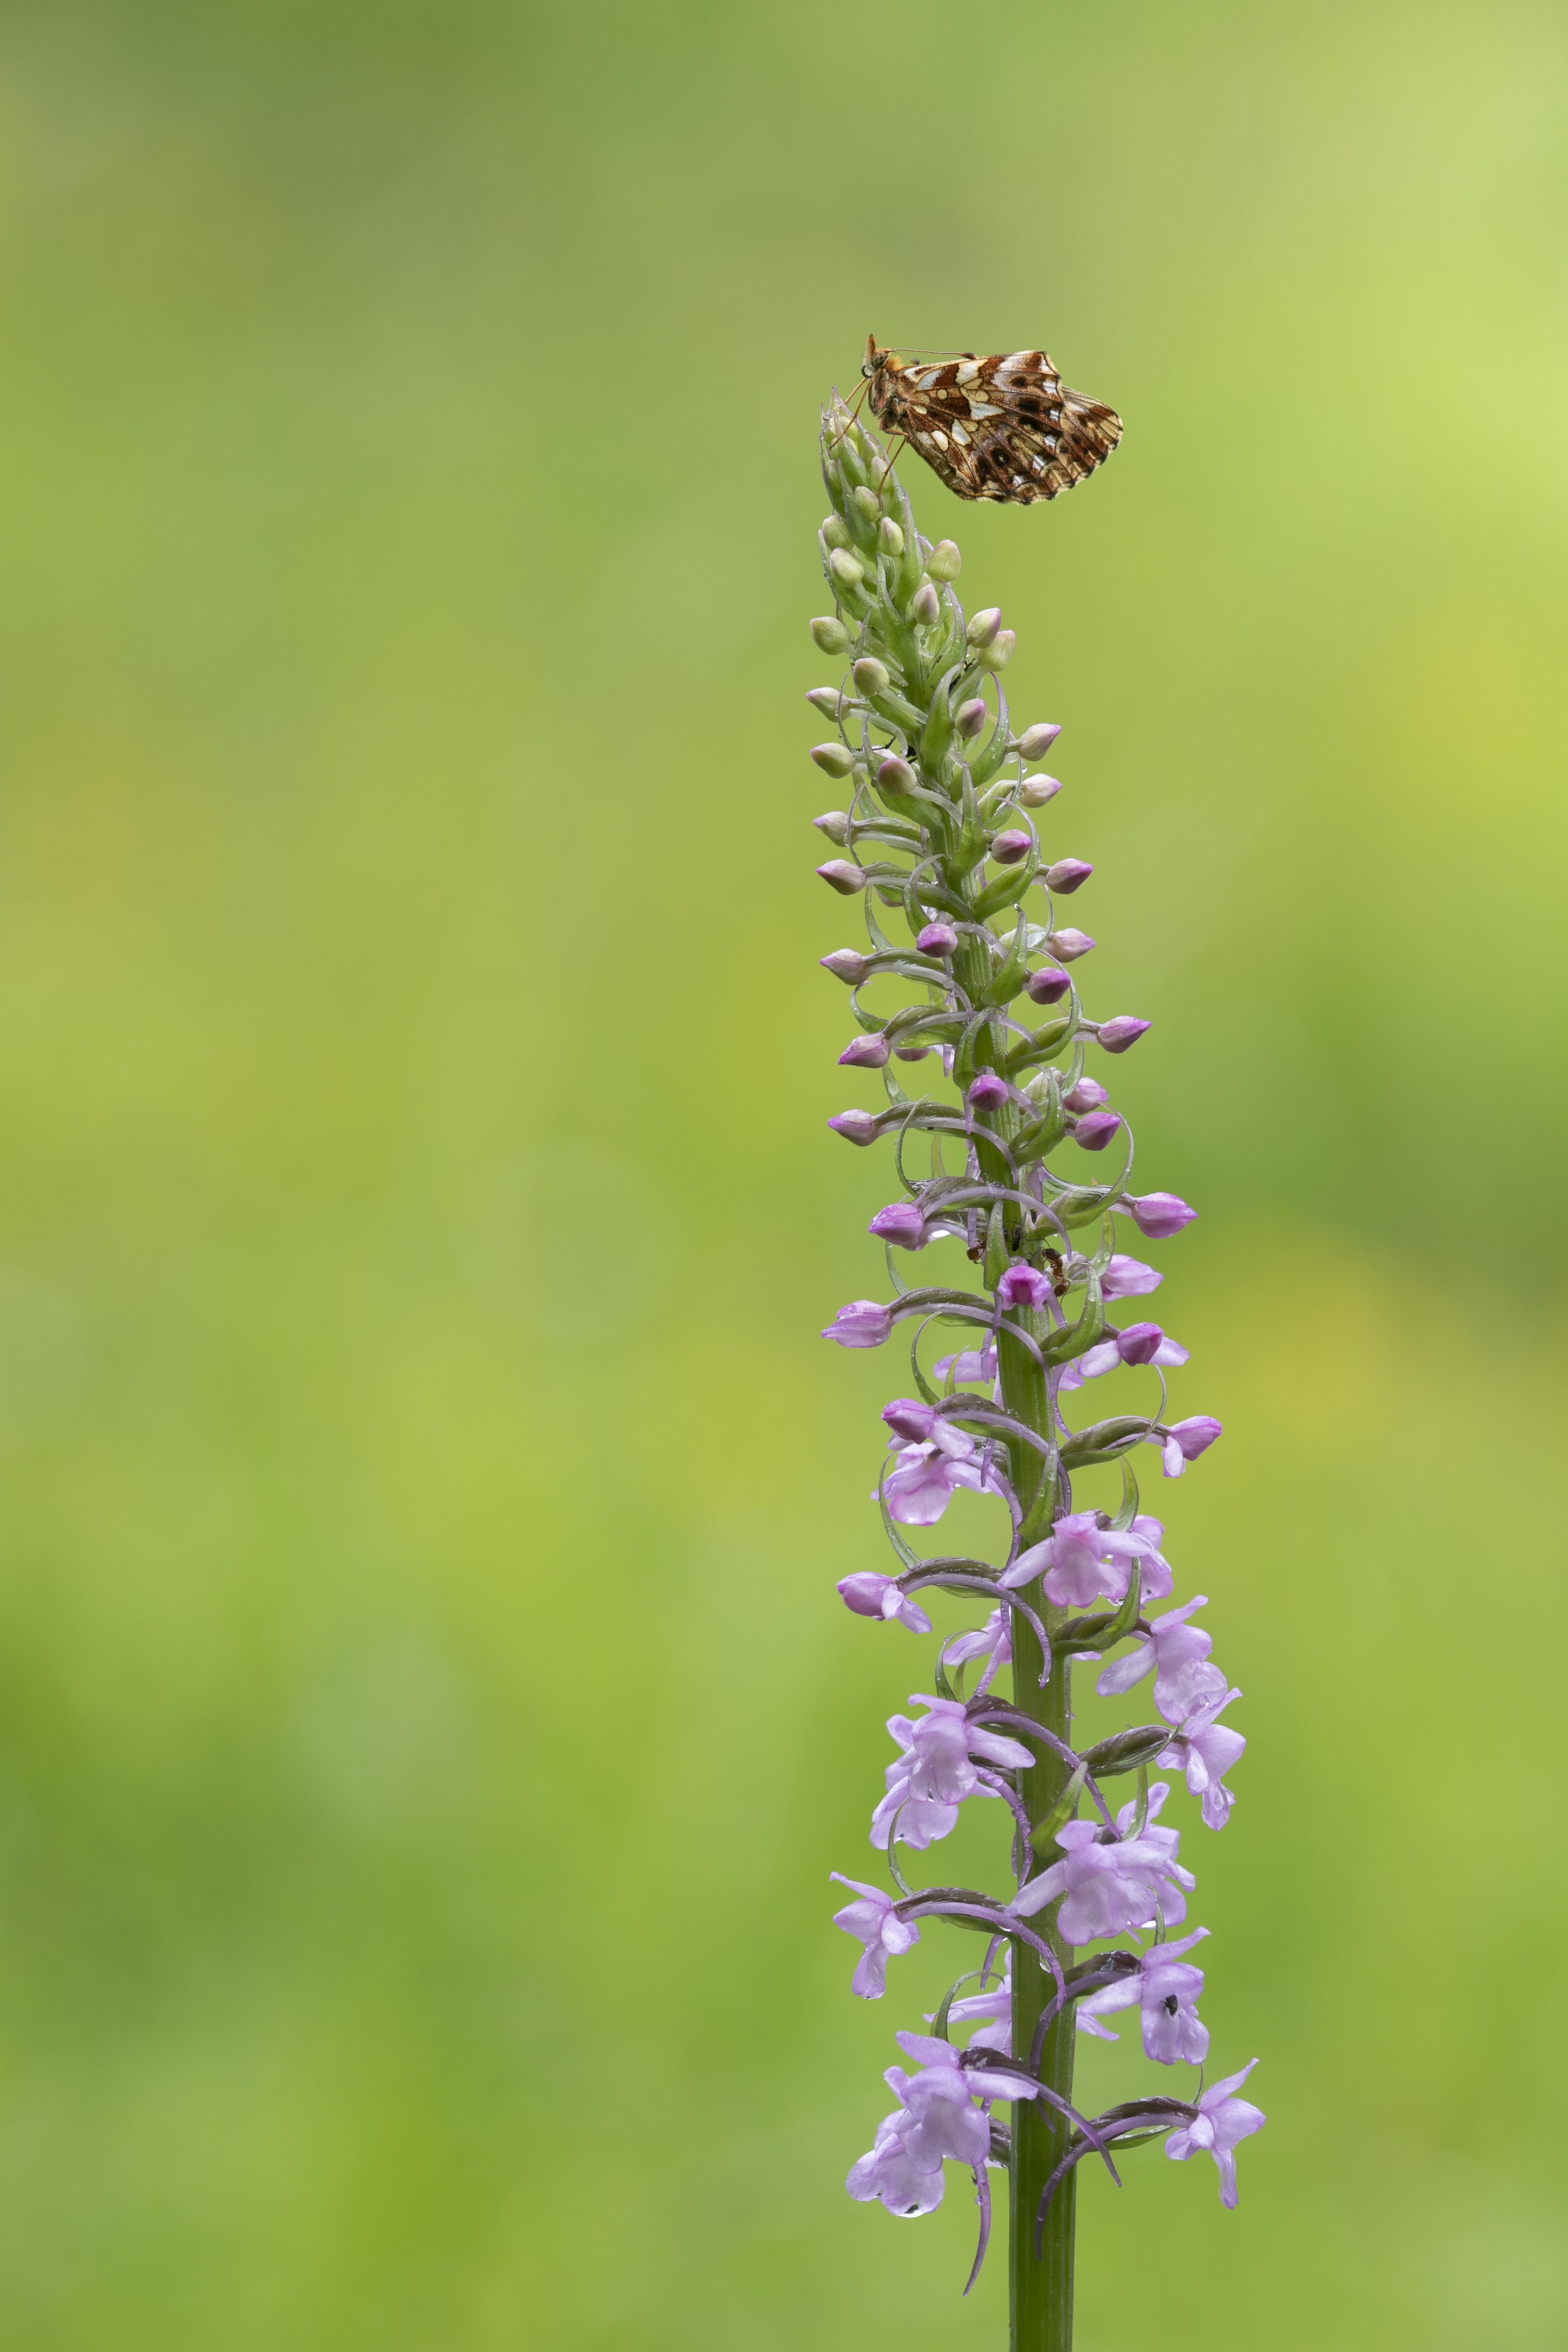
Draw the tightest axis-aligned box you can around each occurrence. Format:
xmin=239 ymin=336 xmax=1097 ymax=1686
xmin=861 ymin=336 xmax=1122 ymax=504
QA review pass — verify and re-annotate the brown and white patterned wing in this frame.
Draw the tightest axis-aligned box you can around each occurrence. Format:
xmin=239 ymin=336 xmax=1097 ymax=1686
xmin=873 ymin=345 xmax=1123 ymax=505
xmin=968 ymin=350 xmax=1122 ymax=504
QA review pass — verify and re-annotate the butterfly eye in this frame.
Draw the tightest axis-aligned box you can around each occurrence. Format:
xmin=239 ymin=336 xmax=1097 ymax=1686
xmin=861 ymin=360 xmax=875 ymax=379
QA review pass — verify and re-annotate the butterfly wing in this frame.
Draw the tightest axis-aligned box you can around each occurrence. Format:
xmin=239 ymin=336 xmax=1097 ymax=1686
xmin=875 ymin=348 xmax=1122 ymax=505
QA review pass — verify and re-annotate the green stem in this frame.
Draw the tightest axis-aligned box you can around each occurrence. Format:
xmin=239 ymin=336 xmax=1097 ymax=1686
xmin=959 ymin=936 xmax=1076 ymax=2352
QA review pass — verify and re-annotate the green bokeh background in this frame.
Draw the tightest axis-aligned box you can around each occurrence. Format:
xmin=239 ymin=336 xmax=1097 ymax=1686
xmin=0 ymin=1 xmax=1563 ymax=2345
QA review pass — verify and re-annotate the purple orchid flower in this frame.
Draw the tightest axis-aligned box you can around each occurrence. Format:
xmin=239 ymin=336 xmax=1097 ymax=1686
xmin=1099 ymin=1251 xmax=1163 ymax=1297
xmin=822 ymin=1299 xmax=892 ymax=1348
xmin=1158 ymin=1415 xmax=1224 ymax=1477
xmin=868 ymin=1201 xmax=927 ymax=1249
xmin=891 ymin=2031 xmax=1040 ymax=2167
xmin=1093 ymin=1595 xmax=1226 ymax=1720
xmin=836 ymin=1571 xmax=933 ymax=1634
xmin=1160 ymin=1687 xmax=1246 ymax=1828
xmin=830 ymin=1875 xmax=921 ymax=1997
xmin=845 ymin=2112 xmax=947 ymax=2217
xmin=1002 ymin=1511 xmax=1170 ymax=1609
xmin=877 ymin=1413 xmax=1011 ymax=1526
xmin=1059 ymin=1325 xmax=1190 ymax=1389
xmin=1075 ymin=1926 xmax=1211 ymax=2063
xmin=1013 ymin=1781 xmax=1194 ymax=1942
xmin=944 ymin=1607 xmax=1010 ymax=1693
xmin=871 ymin=1697 xmax=1034 ymax=1851
xmin=1118 ymin=1190 xmax=1198 ymax=1239
xmin=941 ymin=1972 xmax=1013 ymax=2056
xmin=1164 ymin=2060 xmax=1265 ymax=2205
xmin=932 ymin=1337 xmax=998 ymax=1388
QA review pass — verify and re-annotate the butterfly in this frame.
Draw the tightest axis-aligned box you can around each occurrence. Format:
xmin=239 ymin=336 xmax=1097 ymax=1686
xmin=861 ymin=336 xmax=1123 ymax=504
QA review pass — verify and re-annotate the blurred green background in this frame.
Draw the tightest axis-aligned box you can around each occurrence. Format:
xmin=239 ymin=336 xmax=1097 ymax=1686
xmin=0 ymin=0 xmax=1562 ymax=2345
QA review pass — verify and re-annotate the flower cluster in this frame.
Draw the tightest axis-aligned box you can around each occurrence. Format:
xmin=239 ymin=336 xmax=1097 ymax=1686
xmin=806 ymin=395 xmax=1264 ymax=2310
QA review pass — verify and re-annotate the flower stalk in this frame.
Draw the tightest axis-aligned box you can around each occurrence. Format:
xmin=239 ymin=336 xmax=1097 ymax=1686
xmin=812 ymin=395 xmax=1263 ymax=2350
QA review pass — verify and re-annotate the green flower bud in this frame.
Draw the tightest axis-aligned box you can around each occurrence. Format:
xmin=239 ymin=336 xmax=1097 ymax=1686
xmin=823 ymin=515 xmax=851 ymax=551
xmin=911 ymin=581 xmax=940 ymax=626
xmin=811 ymin=741 xmax=856 ymax=778
xmin=926 ymin=540 xmax=962 ymax=582
xmin=805 ymin=685 xmax=847 ymax=718
xmin=966 ymin=606 xmax=1002 ymax=649
xmin=955 ymin=697 xmax=988 ymax=740
xmin=852 ymin=485 xmax=881 ymax=522
xmin=977 ymin=628 xmax=1016 ymax=672
xmin=877 ymin=755 xmax=917 ymax=794
xmin=812 ymin=811 xmax=851 ymax=846
xmin=811 ymin=616 xmax=850 ymax=655
xmin=879 ymin=517 xmax=904 ymax=557
xmin=828 ymin=548 xmax=865 ymax=589
xmin=1019 ymin=772 xmax=1063 ymax=808
xmin=852 ymin=656 xmax=891 ymax=697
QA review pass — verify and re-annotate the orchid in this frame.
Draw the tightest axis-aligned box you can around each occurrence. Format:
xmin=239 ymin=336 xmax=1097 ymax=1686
xmin=1013 ymin=1783 xmax=1194 ymax=1943
xmin=1075 ymin=1927 xmax=1211 ymax=2063
xmin=1003 ymin=1512 xmax=1170 ymax=1609
xmin=1164 ymin=2061 xmax=1266 ymax=2206
xmin=871 ymin=1696 xmax=1034 ymax=1851
xmin=1093 ymin=1596 xmax=1226 ymax=1721
xmin=1160 ymin=1687 xmax=1247 ymax=1829
xmin=806 ymin=394 xmax=1261 ymax=2339
xmin=831 ymin=1875 xmax=921 ymax=1997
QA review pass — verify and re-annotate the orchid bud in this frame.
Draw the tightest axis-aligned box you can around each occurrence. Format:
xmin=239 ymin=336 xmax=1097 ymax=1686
xmin=916 ymin=922 xmax=958 ymax=956
xmin=1048 ymin=928 xmax=1095 ymax=961
xmin=1072 ymin=1109 xmax=1124 ymax=1151
xmin=926 ymin=540 xmax=962 ymax=581
xmin=967 ymin=1072 xmax=1009 ymax=1111
xmin=955 ymin=697 xmax=988 ymax=739
xmin=1120 ymin=1190 xmax=1199 ymax=1238
xmin=821 ymin=1297 xmax=892 ymax=1346
xmin=812 ymin=811 xmax=851 ymax=845
xmin=893 ymin=1043 xmax=931 ymax=1062
xmin=911 ymin=581 xmax=940 ymax=625
xmin=1101 ymin=1253 xmax=1162 ymax=1298
xmin=823 ymin=515 xmax=851 ymax=550
xmin=852 ymin=485 xmax=881 ymax=521
xmin=805 ymin=686 xmax=847 ymax=718
xmin=811 ymin=615 xmax=850 ymax=655
xmin=1045 ymin=858 xmax=1093 ymax=894
xmin=879 ymin=518 xmax=904 ymax=556
xmin=868 ymin=1202 xmax=926 ymax=1249
xmin=839 ymin=1034 xmax=889 ymax=1068
xmin=819 ymin=948 xmax=871 ymax=984
xmin=828 ymin=548 xmax=865 ymax=589
xmin=998 ymin=1265 xmax=1051 ymax=1311
xmin=1165 ymin=1415 xmax=1223 ymax=1461
xmin=881 ymin=1398 xmax=942 ymax=1446
xmin=837 ymin=1571 xmax=892 ymax=1618
xmin=837 ymin=1571 xmax=910 ymax=1620
xmin=977 ymin=630 xmax=1015 ymax=672
xmin=991 ymin=829 xmax=1032 ymax=865
xmin=1064 ymin=1078 xmax=1109 ymax=1112
xmin=1017 ymin=721 xmax=1061 ymax=759
xmin=876 ymin=754 xmax=916 ymax=794
xmin=1098 ymin=1015 xmax=1152 ymax=1054
xmin=1115 ymin=1321 xmax=1165 ymax=1366
xmin=853 ymin=655 xmax=891 ymax=697
xmin=1018 ymin=773 xmax=1063 ymax=808
xmin=1024 ymin=966 xmax=1071 ymax=1004
xmin=966 ymin=606 xmax=1002 ymax=649
xmin=811 ymin=741 xmax=856 ymax=778
xmin=817 ymin=859 xmax=868 ymax=895
xmin=828 ymin=1109 xmax=880 ymax=1146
